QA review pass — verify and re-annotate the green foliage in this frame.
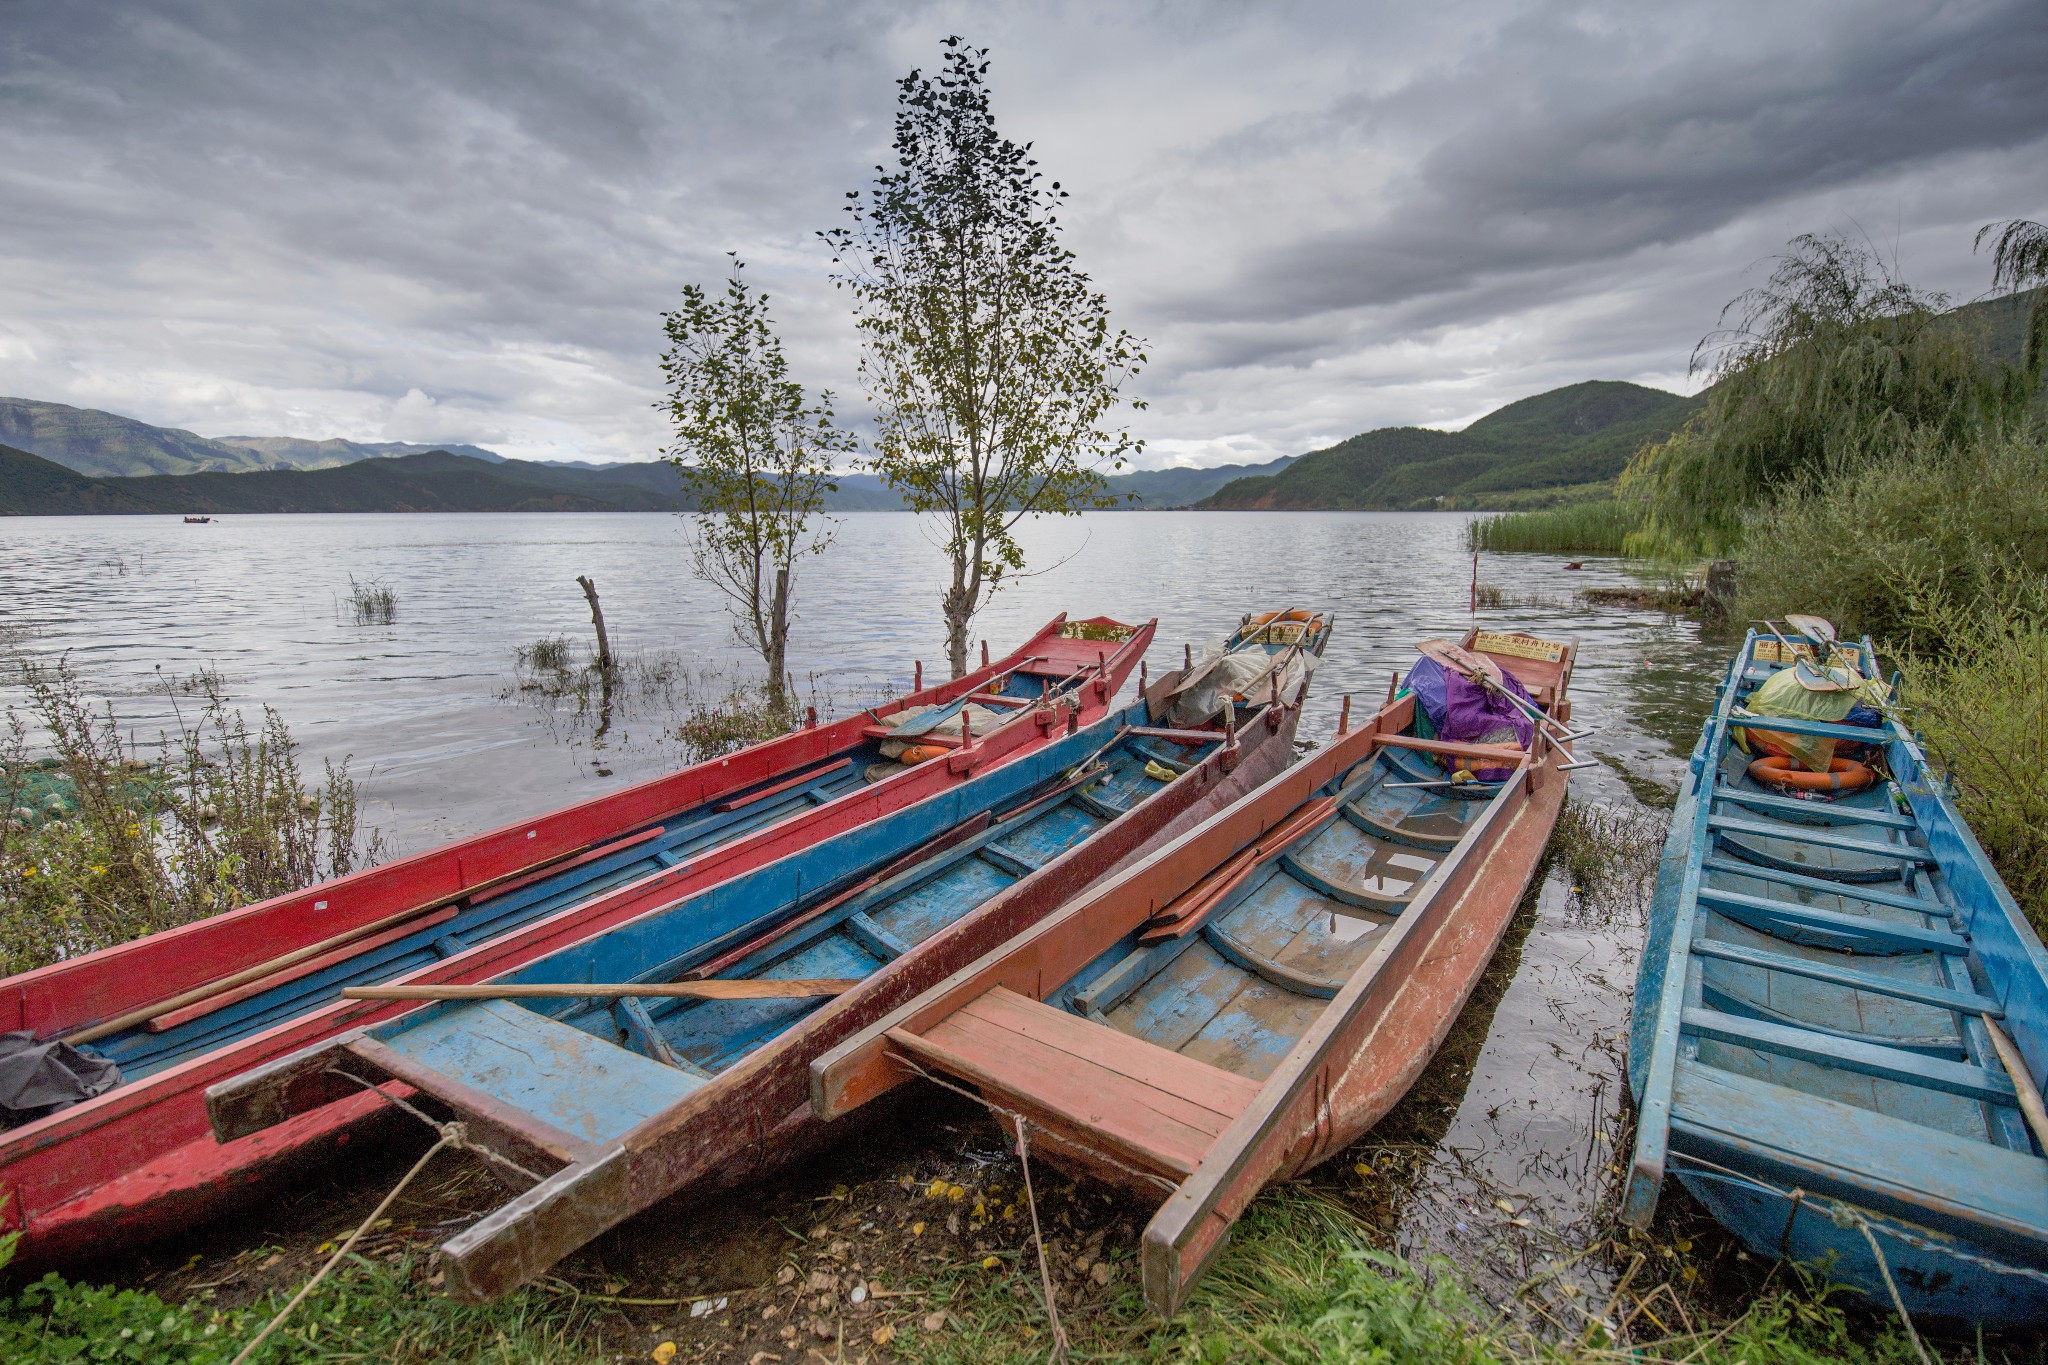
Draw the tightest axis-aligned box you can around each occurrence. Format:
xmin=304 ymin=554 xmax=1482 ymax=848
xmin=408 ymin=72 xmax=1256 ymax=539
xmin=660 ymin=257 xmax=850 ymax=698
xmin=673 ymin=680 xmax=795 ymax=764
xmin=344 ymin=576 xmax=396 ymax=626
xmin=0 ymin=1261 xmax=603 ymax=1364
xmin=1976 ymin=220 xmax=2048 ymax=375
xmin=1625 ymin=232 xmax=2020 ymax=558
xmin=822 ymin=37 xmax=1147 ymax=675
xmin=1201 ymin=383 xmax=1701 ymax=510
xmin=1467 ymin=500 xmax=1640 ymax=554
xmin=0 ymin=658 xmax=379 ymax=976
xmin=1733 ymin=430 xmax=2048 ymax=650
xmin=1902 ymin=579 xmax=2048 ymax=934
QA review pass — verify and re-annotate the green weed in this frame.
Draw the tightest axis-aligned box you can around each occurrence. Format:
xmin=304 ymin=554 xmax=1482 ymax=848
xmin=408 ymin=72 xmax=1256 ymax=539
xmin=1468 ymin=502 xmax=1640 ymax=555
xmin=0 ymin=658 xmax=381 ymax=976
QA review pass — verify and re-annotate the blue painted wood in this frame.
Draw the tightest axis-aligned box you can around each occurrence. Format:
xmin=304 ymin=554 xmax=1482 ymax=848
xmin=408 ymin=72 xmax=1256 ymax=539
xmin=1681 ymin=1006 xmax=2019 ymax=1105
xmin=1696 ymin=885 xmax=1969 ymax=955
xmin=1697 ymin=856 xmax=1944 ymax=918
xmin=1691 ymin=937 xmax=2002 ymax=1017
xmin=1706 ymin=813 xmax=1931 ymax=864
xmin=1628 ymin=629 xmax=2048 ymax=1322
xmin=1726 ymin=714 xmax=1895 ymax=743
xmin=1713 ymin=787 xmax=1919 ymax=830
xmin=380 ymin=999 xmax=704 ymax=1144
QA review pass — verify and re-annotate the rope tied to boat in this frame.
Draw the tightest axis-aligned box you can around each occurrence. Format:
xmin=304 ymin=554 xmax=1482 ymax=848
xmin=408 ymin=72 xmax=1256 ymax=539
xmin=889 ymin=1051 xmax=1103 ymax=1363
xmin=1666 ymin=1149 xmax=2048 ymax=1365
xmin=228 ymin=1119 xmax=468 ymax=1365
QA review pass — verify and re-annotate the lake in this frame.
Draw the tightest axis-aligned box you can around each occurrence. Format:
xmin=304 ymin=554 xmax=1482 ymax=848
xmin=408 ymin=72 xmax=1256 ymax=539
xmin=0 ymin=508 xmax=1730 ymax=1301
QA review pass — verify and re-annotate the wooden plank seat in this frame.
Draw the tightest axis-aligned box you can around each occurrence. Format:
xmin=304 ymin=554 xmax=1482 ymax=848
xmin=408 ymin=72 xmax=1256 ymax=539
xmin=885 ymin=986 xmax=1260 ymax=1179
xmin=1712 ymin=787 xmax=1919 ymax=830
xmin=1706 ymin=813 xmax=1932 ymax=864
xmin=369 ymin=999 xmax=706 ymax=1146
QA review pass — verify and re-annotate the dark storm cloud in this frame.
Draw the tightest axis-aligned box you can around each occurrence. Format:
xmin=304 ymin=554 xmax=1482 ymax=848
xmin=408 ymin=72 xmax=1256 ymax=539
xmin=1195 ymin=2 xmax=2048 ymax=330
xmin=1 ymin=1 xmax=2043 ymax=466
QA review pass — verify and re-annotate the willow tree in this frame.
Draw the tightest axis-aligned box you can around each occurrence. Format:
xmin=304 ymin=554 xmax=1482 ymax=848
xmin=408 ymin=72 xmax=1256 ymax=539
xmin=659 ymin=257 xmax=851 ymax=706
xmin=822 ymin=37 xmax=1147 ymax=677
xmin=1624 ymin=232 xmax=1987 ymax=557
xmin=1977 ymin=218 xmax=2048 ymax=380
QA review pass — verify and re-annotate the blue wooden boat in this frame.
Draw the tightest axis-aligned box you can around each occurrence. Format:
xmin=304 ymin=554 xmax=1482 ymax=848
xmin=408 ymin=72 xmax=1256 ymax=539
xmin=1626 ymin=630 xmax=2048 ymax=1324
xmin=209 ymin=611 xmax=1330 ymax=1300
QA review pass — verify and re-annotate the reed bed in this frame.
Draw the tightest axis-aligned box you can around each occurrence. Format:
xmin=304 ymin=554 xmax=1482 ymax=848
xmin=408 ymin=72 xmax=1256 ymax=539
xmin=1468 ymin=501 xmax=1640 ymax=556
xmin=345 ymin=576 xmax=398 ymax=625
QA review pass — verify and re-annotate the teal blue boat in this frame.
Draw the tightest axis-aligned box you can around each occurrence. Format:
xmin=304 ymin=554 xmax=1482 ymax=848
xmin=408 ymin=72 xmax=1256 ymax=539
xmin=1626 ymin=629 xmax=2048 ymax=1324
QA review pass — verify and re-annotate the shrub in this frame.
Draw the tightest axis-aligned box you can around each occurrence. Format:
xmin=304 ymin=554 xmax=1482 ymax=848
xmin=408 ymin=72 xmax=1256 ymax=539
xmin=0 ymin=659 xmax=382 ymax=976
xmin=1733 ymin=431 xmax=2048 ymax=650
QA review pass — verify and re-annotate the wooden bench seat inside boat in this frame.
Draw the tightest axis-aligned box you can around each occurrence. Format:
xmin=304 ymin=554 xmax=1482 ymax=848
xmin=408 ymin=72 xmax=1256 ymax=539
xmin=363 ymin=999 xmax=705 ymax=1147
xmin=886 ymin=986 xmax=1259 ymax=1178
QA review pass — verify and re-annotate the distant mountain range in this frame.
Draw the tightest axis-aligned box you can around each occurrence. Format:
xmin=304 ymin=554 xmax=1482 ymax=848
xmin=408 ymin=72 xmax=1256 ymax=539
xmin=1198 ymin=380 xmax=1702 ymax=510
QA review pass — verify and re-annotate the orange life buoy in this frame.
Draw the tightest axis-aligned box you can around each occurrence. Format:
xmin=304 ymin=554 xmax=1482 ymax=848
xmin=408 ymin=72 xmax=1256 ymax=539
xmin=896 ymin=744 xmax=947 ymax=765
xmin=1747 ymin=754 xmax=1876 ymax=794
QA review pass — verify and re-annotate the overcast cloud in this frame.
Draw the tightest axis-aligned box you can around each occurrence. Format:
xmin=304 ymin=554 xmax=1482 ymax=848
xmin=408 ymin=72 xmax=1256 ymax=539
xmin=3 ymin=0 xmax=2044 ymax=468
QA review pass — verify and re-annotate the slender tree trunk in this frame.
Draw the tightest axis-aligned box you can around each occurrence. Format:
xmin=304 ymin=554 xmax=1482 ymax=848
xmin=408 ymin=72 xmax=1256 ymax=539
xmin=942 ymin=560 xmax=973 ymax=679
xmin=576 ymin=576 xmax=614 ymax=673
xmin=765 ymin=566 xmax=791 ymax=710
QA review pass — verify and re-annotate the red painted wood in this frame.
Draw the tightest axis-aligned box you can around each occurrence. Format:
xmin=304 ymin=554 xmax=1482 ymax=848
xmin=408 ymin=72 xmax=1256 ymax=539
xmin=711 ymin=760 xmax=852 ymax=812
xmin=0 ymin=614 xmax=1153 ymax=1270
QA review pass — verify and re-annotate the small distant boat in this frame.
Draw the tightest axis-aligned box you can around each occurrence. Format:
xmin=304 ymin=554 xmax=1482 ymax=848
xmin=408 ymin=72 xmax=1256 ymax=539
xmin=810 ymin=628 xmax=1579 ymax=1314
xmin=0 ymin=614 xmax=1149 ymax=1269
xmin=209 ymin=611 xmax=1330 ymax=1300
xmin=182 ymin=515 xmax=211 ymax=524
xmin=1625 ymin=630 xmax=2048 ymax=1324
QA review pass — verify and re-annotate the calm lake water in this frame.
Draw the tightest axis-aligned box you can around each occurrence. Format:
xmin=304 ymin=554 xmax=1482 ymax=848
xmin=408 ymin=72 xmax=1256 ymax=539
xmin=1 ymin=509 xmax=1732 ymax=1303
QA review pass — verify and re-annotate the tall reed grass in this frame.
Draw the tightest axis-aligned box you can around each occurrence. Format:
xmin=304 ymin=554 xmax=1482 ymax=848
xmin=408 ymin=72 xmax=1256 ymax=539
xmin=1467 ymin=500 xmax=1639 ymax=555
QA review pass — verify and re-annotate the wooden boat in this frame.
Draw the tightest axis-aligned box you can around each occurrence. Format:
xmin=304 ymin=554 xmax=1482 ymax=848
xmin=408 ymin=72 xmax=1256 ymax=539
xmin=810 ymin=628 xmax=1579 ymax=1314
xmin=0 ymin=615 xmax=1150 ymax=1267
xmin=1624 ymin=631 xmax=2048 ymax=1324
xmin=182 ymin=515 xmax=211 ymax=524
xmin=208 ymin=611 xmax=1330 ymax=1300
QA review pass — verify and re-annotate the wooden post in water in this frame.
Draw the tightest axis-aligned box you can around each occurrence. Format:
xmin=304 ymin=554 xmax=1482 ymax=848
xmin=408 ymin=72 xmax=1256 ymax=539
xmin=576 ymin=575 xmax=615 ymax=673
xmin=914 ymin=660 xmax=922 ymax=692
xmin=1470 ymin=552 xmax=1478 ymax=613
xmin=1337 ymin=695 xmax=1352 ymax=735
xmin=981 ymin=639 xmax=990 ymax=669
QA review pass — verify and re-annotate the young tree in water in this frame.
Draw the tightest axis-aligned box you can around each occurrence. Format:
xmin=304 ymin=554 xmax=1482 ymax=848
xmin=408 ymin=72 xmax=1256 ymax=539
xmin=660 ymin=257 xmax=851 ymax=707
xmin=822 ymin=37 xmax=1147 ymax=677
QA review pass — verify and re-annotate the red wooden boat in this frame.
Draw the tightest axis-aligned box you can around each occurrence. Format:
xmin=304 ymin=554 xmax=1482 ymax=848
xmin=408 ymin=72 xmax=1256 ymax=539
xmin=207 ymin=612 xmax=1329 ymax=1300
xmin=0 ymin=615 xmax=1150 ymax=1267
xmin=811 ymin=629 xmax=1579 ymax=1313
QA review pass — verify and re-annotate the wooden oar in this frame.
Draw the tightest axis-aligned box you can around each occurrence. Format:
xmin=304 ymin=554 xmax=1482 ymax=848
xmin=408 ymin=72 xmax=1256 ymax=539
xmin=1984 ymin=1018 xmax=2048 ymax=1158
xmin=342 ymin=980 xmax=857 ymax=1001
xmin=60 ymin=827 xmax=667 ymax=1046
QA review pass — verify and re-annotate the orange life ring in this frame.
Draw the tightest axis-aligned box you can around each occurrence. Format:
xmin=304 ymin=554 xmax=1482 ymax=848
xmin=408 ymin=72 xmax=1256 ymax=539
xmin=1747 ymin=754 xmax=1876 ymax=794
xmin=896 ymin=744 xmax=947 ymax=765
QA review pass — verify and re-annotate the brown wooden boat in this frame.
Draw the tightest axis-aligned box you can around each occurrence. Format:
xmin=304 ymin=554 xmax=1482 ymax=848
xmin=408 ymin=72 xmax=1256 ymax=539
xmin=810 ymin=629 xmax=1579 ymax=1314
xmin=207 ymin=613 xmax=1331 ymax=1300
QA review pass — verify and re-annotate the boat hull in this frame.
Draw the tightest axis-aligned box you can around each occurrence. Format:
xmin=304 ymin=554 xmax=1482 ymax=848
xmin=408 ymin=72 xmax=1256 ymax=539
xmin=0 ymin=617 xmax=1151 ymax=1268
xmin=1625 ymin=632 xmax=2048 ymax=1326
xmin=810 ymin=627 xmax=1578 ymax=1315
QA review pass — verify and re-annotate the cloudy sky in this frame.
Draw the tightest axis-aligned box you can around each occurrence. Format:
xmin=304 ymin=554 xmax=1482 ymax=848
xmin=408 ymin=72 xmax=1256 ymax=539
xmin=4 ymin=1 xmax=2045 ymax=469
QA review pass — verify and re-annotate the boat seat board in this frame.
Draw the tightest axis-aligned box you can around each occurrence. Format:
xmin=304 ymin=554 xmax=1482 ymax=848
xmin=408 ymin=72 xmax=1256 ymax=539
xmin=1282 ymin=818 xmax=1439 ymax=911
xmin=861 ymin=856 xmax=1018 ymax=948
xmin=1100 ymin=935 xmax=1326 ymax=1081
xmin=1208 ymin=863 xmax=1395 ymax=995
xmin=1707 ymin=813 xmax=1930 ymax=864
xmin=1681 ymin=1007 xmax=2017 ymax=1107
xmin=897 ymin=987 xmax=1259 ymax=1176
xmin=1698 ymin=857 xmax=1948 ymax=920
xmin=1695 ymin=931 xmax=1999 ymax=1021
xmin=375 ymin=1000 xmax=704 ymax=1145
xmin=1668 ymin=1057 xmax=2048 ymax=1240
xmin=1712 ymin=787 xmax=1918 ymax=831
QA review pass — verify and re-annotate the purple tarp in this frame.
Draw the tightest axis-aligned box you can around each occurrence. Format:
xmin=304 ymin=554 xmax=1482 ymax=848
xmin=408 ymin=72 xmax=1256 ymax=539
xmin=1406 ymin=656 xmax=1535 ymax=781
